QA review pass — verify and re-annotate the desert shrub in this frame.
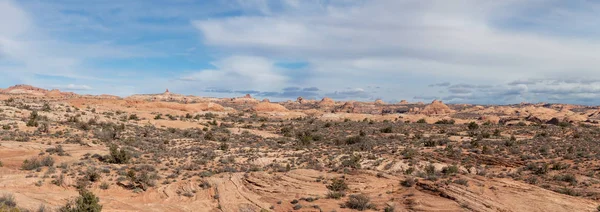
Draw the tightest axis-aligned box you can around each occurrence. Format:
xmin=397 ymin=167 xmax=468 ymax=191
xmin=341 ymin=155 xmax=361 ymax=169
xmin=416 ymin=119 xmax=426 ymax=124
xmin=106 ymin=145 xmax=131 ymax=164
xmin=38 ymin=204 xmax=49 ymax=212
xmin=493 ymin=129 xmax=501 ymax=137
xmin=199 ymin=180 xmax=211 ymax=189
xmin=58 ymin=190 xmax=102 ymax=212
xmin=529 ymin=163 xmax=549 ymax=175
xmin=22 ymin=156 xmax=53 ymax=170
xmin=380 ymin=126 xmax=393 ymax=133
xmin=52 ymin=174 xmax=65 ymax=186
xmin=551 ymin=162 xmax=570 ymax=170
xmin=128 ymin=114 xmax=139 ymax=121
xmin=100 ymin=182 xmax=109 ymax=190
xmin=46 ymin=145 xmax=67 ymax=156
xmin=344 ymin=136 xmax=363 ymax=145
xmin=85 ymin=168 xmax=101 ymax=182
xmin=401 ymin=148 xmax=418 ymax=159
xmin=26 ymin=111 xmax=41 ymax=127
xmin=40 ymin=156 xmax=55 ymax=167
xmin=400 ymin=177 xmax=416 ymax=187
xmin=453 ymin=178 xmax=469 ymax=186
xmin=37 ymin=122 xmax=49 ymax=133
xmin=468 ymin=122 xmax=479 ymax=130
xmin=0 ymin=193 xmax=16 ymax=208
xmin=42 ymin=103 xmax=51 ymax=112
xmin=327 ymin=178 xmax=348 ymax=192
xmin=326 ymin=178 xmax=348 ymax=199
xmin=384 ymin=205 xmax=395 ymax=212
xmin=435 ymin=119 xmax=455 ymax=125
xmin=424 ymin=140 xmax=437 ymax=147
xmin=326 ymin=191 xmax=345 ymax=199
xmin=345 ymin=194 xmax=375 ymax=211
xmin=553 ymin=174 xmax=577 ymax=185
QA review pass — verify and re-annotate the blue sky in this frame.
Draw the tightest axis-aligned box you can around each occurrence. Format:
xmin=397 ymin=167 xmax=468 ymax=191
xmin=2 ymin=0 xmax=600 ymax=104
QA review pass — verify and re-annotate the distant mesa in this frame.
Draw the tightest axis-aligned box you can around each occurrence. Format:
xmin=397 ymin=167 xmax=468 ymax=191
xmin=0 ymin=84 xmax=76 ymax=98
xmin=399 ymin=100 xmax=409 ymax=104
xmin=374 ymin=99 xmax=385 ymax=105
xmin=262 ymin=98 xmax=270 ymax=103
xmin=164 ymin=89 xmax=171 ymax=95
xmin=244 ymin=94 xmax=252 ymax=98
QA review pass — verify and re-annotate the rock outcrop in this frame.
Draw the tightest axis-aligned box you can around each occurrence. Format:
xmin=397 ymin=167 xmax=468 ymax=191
xmin=420 ymin=100 xmax=454 ymax=115
xmin=318 ymin=97 xmax=335 ymax=108
xmin=252 ymin=102 xmax=289 ymax=112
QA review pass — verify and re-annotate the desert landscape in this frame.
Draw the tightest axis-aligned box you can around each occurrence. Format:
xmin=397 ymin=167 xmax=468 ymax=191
xmin=0 ymin=84 xmax=599 ymax=211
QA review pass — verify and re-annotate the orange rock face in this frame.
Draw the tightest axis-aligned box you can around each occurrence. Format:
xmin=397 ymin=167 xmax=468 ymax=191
xmin=420 ymin=100 xmax=454 ymax=115
xmin=252 ymin=102 xmax=289 ymax=112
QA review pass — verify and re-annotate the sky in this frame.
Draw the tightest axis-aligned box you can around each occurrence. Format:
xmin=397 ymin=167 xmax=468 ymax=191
xmin=2 ymin=0 xmax=600 ymax=104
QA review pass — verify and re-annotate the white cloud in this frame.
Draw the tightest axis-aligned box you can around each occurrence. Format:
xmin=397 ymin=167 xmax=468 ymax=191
xmin=52 ymin=84 xmax=93 ymax=91
xmin=193 ymin=0 xmax=600 ymax=102
xmin=178 ymin=56 xmax=288 ymax=92
xmin=0 ymin=0 xmax=165 ymax=82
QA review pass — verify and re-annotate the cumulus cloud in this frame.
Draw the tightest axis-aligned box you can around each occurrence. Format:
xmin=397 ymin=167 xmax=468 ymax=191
xmin=192 ymin=0 xmax=600 ymax=103
xmin=427 ymin=78 xmax=600 ymax=105
xmin=324 ymin=88 xmax=372 ymax=99
xmin=178 ymin=56 xmax=288 ymax=92
xmin=204 ymin=86 xmax=321 ymax=100
xmin=52 ymin=84 xmax=92 ymax=91
xmin=429 ymin=82 xmax=451 ymax=87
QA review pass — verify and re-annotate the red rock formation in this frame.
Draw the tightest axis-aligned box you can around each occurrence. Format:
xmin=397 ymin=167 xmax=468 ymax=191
xmin=318 ymin=97 xmax=335 ymax=108
xmin=252 ymin=102 xmax=288 ymax=112
xmin=420 ymin=100 xmax=454 ymax=115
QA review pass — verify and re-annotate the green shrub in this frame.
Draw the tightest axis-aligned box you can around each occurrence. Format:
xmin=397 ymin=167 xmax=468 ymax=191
xmin=442 ymin=165 xmax=459 ymax=176
xmin=434 ymin=119 xmax=455 ymax=125
xmin=326 ymin=191 xmax=344 ymax=199
xmin=0 ymin=193 xmax=16 ymax=208
xmin=106 ymin=145 xmax=131 ymax=164
xmin=327 ymin=178 xmax=348 ymax=192
xmin=400 ymin=177 xmax=416 ymax=187
xmin=22 ymin=156 xmax=54 ymax=170
xmin=85 ymin=168 xmax=101 ymax=182
xmin=100 ymin=182 xmax=109 ymax=190
xmin=468 ymin=122 xmax=479 ymax=130
xmin=380 ymin=126 xmax=393 ymax=133
xmin=345 ymin=194 xmax=375 ymax=211
xmin=341 ymin=155 xmax=361 ymax=169
xmin=58 ymin=190 xmax=102 ymax=212
xmin=128 ymin=114 xmax=139 ymax=121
